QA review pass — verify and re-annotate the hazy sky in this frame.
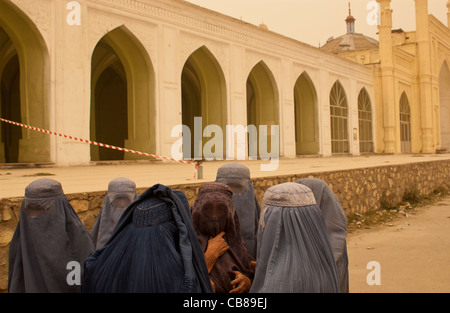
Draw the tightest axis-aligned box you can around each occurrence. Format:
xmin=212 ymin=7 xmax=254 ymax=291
xmin=184 ymin=0 xmax=448 ymax=47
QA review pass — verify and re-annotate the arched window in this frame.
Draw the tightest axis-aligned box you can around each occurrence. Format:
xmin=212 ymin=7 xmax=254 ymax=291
xmin=330 ymin=81 xmax=349 ymax=153
xmin=399 ymin=92 xmax=411 ymax=153
xmin=358 ymin=88 xmax=374 ymax=153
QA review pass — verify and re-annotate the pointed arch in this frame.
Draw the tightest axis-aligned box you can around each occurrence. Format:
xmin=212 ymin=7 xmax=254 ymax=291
xmin=294 ymin=71 xmax=319 ymax=155
xmin=0 ymin=1 xmax=50 ymax=163
xmin=1 ymin=53 xmax=20 ymax=163
xmin=439 ymin=61 xmax=450 ymax=151
xmin=358 ymin=87 xmax=374 ymax=153
xmin=90 ymin=26 xmax=156 ymax=161
xmin=246 ymin=61 xmax=279 ymax=159
xmin=330 ymin=80 xmax=349 ymax=154
xmin=399 ymin=92 xmax=411 ymax=153
xmin=181 ymin=45 xmax=227 ymax=159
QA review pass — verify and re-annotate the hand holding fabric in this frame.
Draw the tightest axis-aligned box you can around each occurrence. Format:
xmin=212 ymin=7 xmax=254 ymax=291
xmin=229 ymin=271 xmax=251 ymax=293
xmin=204 ymin=231 xmax=229 ymax=273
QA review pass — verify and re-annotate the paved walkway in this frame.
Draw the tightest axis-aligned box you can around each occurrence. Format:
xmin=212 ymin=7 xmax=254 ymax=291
xmin=1 ymin=153 xmax=450 ymax=198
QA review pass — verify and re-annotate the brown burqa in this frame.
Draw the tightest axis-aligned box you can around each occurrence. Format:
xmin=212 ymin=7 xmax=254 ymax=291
xmin=191 ymin=182 xmax=254 ymax=293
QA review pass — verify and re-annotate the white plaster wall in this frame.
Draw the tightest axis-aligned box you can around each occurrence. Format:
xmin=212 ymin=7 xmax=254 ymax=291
xmin=7 ymin=0 xmax=375 ymax=165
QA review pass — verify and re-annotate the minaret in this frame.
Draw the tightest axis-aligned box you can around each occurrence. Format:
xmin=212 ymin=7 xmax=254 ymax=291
xmin=346 ymin=2 xmax=356 ymax=33
xmin=415 ymin=0 xmax=434 ymax=153
xmin=447 ymin=0 xmax=450 ymax=28
xmin=377 ymin=0 xmax=396 ymax=153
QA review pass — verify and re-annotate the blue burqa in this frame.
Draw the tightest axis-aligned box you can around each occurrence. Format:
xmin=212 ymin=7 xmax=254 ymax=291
xmin=215 ymin=163 xmax=261 ymax=260
xmin=296 ymin=178 xmax=349 ymax=293
xmin=90 ymin=177 xmax=138 ymax=249
xmin=8 ymin=178 xmax=95 ymax=293
xmin=250 ymin=182 xmax=340 ymax=293
xmin=81 ymin=184 xmax=213 ymax=293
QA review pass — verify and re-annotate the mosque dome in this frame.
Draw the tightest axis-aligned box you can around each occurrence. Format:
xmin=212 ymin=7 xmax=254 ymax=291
xmin=259 ymin=22 xmax=268 ymax=30
xmin=320 ymin=2 xmax=379 ymax=54
xmin=320 ymin=32 xmax=379 ymax=54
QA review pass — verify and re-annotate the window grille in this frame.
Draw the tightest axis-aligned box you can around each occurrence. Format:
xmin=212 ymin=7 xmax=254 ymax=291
xmin=358 ymin=88 xmax=374 ymax=153
xmin=399 ymin=92 xmax=412 ymax=153
xmin=330 ymin=81 xmax=349 ymax=153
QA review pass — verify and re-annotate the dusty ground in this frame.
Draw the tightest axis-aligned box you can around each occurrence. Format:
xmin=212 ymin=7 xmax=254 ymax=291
xmin=347 ymin=193 xmax=450 ymax=293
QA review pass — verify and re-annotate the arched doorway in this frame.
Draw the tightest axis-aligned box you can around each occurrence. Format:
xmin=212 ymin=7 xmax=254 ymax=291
xmin=0 ymin=2 xmax=50 ymax=163
xmin=358 ymin=88 xmax=374 ymax=153
xmin=1 ymin=52 xmax=21 ymax=163
xmin=90 ymin=26 xmax=155 ymax=161
xmin=246 ymin=61 xmax=279 ymax=159
xmin=91 ymin=41 xmax=127 ymax=161
xmin=439 ymin=62 xmax=450 ymax=151
xmin=330 ymin=81 xmax=349 ymax=154
xmin=399 ymin=92 xmax=412 ymax=153
xmin=294 ymin=72 xmax=319 ymax=155
xmin=181 ymin=46 xmax=227 ymax=160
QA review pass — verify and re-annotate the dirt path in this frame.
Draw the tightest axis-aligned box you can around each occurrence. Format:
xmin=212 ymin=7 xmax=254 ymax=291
xmin=347 ymin=196 xmax=450 ymax=293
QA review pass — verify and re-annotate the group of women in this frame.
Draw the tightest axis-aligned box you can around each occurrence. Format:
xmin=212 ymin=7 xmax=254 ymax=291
xmin=7 ymin=162 xmax=349 ymax=293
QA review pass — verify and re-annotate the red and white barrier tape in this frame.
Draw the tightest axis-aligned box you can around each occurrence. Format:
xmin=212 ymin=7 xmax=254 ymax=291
xmin=0 ymin=117 xmax=199 ymax=179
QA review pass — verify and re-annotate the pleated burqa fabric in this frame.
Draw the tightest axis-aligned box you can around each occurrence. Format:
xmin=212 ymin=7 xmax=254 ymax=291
xmin=8 ymin=178 xmax=95 ymax=293
xmin=81 ymin=184 xmax=213 ymax=293
xmin=296 ymin=178 xmax=349 ymax=293
xmin=250 ymin=182 xmax=340 ymax=293
xmin=215 ymin=163 xmax=261 ymax=260
xmin=191 ymin=182 xmax=254 ymax=293
xmin=90 ymin=177 xmax=138 ymax=249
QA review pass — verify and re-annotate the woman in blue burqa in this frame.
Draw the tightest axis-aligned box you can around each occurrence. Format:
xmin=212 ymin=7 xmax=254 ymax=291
xmin=8 ymin=178 xmax=95 ymax=293
xmin=215 ymin=163 xmax=260 ymax=261
xmin=81 ymin=184 xmax=213 ymax=293
xmin=296 ymin=177 xmax=349 ymax=293
xmin=90 ymin=177 xmax=138 ymax=249
xmin=250 ymin=182 xmax=340 ymax=293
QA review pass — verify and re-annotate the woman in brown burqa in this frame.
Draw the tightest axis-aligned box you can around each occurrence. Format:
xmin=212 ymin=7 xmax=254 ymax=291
xmin=191 ymin=182 xmax=254 ymax=293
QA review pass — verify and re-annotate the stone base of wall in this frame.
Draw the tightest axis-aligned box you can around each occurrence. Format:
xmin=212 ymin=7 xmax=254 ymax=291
xmin=1 ymin=159 xmax=449 ymax=292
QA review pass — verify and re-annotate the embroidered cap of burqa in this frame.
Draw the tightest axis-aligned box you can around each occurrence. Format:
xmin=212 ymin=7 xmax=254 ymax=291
xmin=296 ymin=178 xmax=349 ymax=293
xmin=90 ymin=177 xmax=138 ymax=249
xmin=215 ymin=163 xmax=260 ymax=260
xmin=8 ymin=178 xmax=95 ymax=293
xmin=82 ymin=184 xmax=213 ymax=293
xmin=250 ymin=182 xmax=340 ymax=293
xmin=191 ymin=182 xmax=254 ymax=293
